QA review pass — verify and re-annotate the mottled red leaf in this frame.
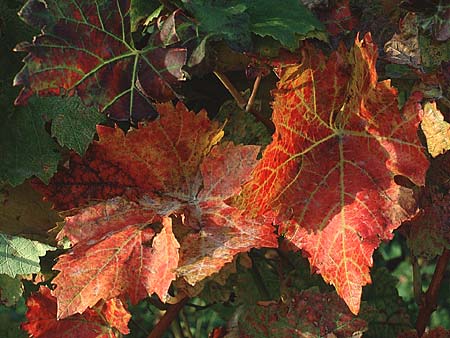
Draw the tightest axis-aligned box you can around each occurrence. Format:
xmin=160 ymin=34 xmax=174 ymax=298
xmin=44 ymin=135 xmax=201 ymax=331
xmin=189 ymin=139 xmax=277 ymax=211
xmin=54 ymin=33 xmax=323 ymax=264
xmin=22 ymin=286 xmax=130 ymax=337
xmin=177 ymin=143 xmax=278 ymax=284
xmin=38 ymin=102 xmax=276 ymax=317
xmin=243 ymin=33 xmax=428 ymax=314
xmin=33 ymin=102 xmax=223 ymax=210
xmin=14 ymin=0 xmax=187 ymax=122
xmin=237 ymin=288 xmax=367 ymax=337
xmin=53 ymin=212 xmax=178 ymax=318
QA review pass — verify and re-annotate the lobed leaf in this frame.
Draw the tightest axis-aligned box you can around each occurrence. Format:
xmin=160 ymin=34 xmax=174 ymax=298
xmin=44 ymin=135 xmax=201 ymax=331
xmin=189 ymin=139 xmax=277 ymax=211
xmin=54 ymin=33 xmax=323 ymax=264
xmin=22 ymin=286 xmax=130 ymax=337
xmin=52 ymin=206 xmax=177 ymax=318
xmin=37 ymin=102 xmax=277 ymax=317
xmin=0 ymin=234 xmax=55 ymax=278
xmin=242 ymin=33 xmax=428 ymax=314
xmin=14 ymin=0 xmax=187 ymax=122
xmin=33 ymin=101 xmax=223 ymax=210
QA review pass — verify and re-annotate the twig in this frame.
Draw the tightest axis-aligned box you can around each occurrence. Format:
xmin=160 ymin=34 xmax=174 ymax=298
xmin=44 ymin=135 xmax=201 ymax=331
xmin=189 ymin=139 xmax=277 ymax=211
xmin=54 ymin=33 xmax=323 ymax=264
xmin=245 ymin=74 xmax=261 ymax=113
xmin=412 ymin=255 xmax=422 ymax=305
xmin=148 ymin=296 xmax=189 ymax=338
xmin=213 ymin=71 xmax=275 ymax=134
xmin=416 ymin=249 xmax=450 ymax=337
xmin=213 ymin=71 xmax=247 ymax=109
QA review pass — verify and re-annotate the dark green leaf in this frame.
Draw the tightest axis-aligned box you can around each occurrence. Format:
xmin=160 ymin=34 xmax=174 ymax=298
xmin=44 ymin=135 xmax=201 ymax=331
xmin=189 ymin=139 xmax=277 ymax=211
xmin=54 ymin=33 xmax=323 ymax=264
xmin=0 ymin=101 xmax=61 ymax=186
xmin=40 ymin=96 xmax=105 ymax=155
xmin=246 ymin=0 xmax=327 ymax=49
xmin=0 ymin=274 xmax=23 ymax=307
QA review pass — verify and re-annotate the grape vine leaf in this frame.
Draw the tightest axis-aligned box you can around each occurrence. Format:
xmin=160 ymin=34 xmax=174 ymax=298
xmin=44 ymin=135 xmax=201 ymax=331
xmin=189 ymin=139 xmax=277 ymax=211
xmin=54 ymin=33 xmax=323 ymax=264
xmin=420 ymin=101 xmax=450 ymax=157
xmin=14 ymin=0 xmax=187 ymax=122
xmin=39 ymin=96 xmax=106 ymax=155
xmin=53 ymin=210 xmax=176 ymax=318
xmin=242 ymin=33 xmax=428 ymax=314
xmin=360 ymin=267 xmax=412 ymax=337
xmin=0 ymin=234 xmax=55 ymax=278
xmin=0 ymin=99 xmax=61 ymax=186
xmin=236 ymin=287 xmax=367 ymax=337
xmin=185 ymin=0 xmax=326 ymax=52
xmin=245 ymin=0 xmax=327 ymax=49
xmin=22 ymin=286 xmax=130 ymax=337
xmin=36 ymin=102 xmax=277 ymax=317
xmin=33 ymin=101 xmax=224 ymax=210
xmin=402 ymin=154 xmax=450 ymax=258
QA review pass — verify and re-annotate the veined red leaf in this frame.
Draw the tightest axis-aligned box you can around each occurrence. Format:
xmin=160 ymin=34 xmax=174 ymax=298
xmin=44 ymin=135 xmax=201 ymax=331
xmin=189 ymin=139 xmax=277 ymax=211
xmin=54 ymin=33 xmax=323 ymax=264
xmin=33 ymin=102 xmax=224 ymax=210
xmin=22 ymin=286 xmax=130 ymax=337
xmin=243 ymin=33 xmax=428 ymax=314
xmin=53 ymin=212 xmax=178 ymax=318
xmin=37 ymin=102 xmax=276 ymax=317
xmin=14 ymin=0 xmax=187 ymax=122
xmin=177 ymin=142 xmax=278 ymax=284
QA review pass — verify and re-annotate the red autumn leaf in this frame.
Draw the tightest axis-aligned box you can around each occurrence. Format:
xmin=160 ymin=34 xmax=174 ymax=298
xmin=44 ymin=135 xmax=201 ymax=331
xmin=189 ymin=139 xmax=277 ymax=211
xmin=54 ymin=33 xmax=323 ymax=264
xmin=237 ymin=288 xmax=367 ymax=337
xmin=53 ymin=211 xmax=178 ymax=318
xmin=14 ymin=0 xmax=187 ymax=122
xmin=242 ymin=33 xmax=428 ymax=314
xmin=37 ymin=102 xmax=277 ymax=317
xmin=22 ymin=286 xmax=130 ymax=337
xmin=102 ymin=297 xmax=131 ymax=335
xmin=33 ymin=101 xmax=223 ymax=210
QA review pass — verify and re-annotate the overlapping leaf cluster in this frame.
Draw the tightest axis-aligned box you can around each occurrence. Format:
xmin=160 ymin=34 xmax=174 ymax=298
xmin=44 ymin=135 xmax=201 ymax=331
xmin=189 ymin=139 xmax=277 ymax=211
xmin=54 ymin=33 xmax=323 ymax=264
xmin=1 ymin=0 xmax=449 ymax=337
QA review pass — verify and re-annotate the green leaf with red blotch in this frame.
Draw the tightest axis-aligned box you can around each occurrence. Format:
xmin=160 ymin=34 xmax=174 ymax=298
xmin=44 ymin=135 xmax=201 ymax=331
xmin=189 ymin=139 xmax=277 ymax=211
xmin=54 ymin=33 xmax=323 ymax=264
xmin=14 ymin=0 xmax=187 ymax=122
xmin=242 ymin=33 xmax=428 ymax=314
xmin=37 ymin=102 xmax=277 ymax=318
xmin=236 ymin=287 xmax=367 ymax=337
xmin=22 ymin=286 xmax=131 ymax=337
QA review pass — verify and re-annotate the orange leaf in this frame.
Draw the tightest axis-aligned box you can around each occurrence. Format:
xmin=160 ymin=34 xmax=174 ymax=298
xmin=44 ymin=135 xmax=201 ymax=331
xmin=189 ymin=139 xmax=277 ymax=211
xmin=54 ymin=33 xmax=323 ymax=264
xmin=243 ymin=33 xmax=428 ymax=314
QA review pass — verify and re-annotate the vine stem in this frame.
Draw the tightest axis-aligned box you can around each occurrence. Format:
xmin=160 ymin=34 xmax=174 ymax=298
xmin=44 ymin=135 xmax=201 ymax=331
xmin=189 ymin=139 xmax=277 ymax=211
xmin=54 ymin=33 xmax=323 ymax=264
xmin=148 ymin=296 xmax=189 ymax=338
xmin=416 ymin=249 xmax=450 ymax=337
xmin=213 ymin=70 xmax=275 ymax=134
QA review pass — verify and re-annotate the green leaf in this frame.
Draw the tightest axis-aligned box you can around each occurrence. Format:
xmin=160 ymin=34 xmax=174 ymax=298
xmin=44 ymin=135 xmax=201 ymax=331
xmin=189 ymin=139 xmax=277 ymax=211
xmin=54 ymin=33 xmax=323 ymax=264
xmin=130 ymin=0 xmax=161 ymax=31
xmin=246 ymin=0 xmax=327 ymax=49
xmin=0 ymin=234 xmax=55 ymax=278
xmin=40 ymin=96 xmax=106 ymax=155
xmin=419 ymin=33 xmax=450 ymax=69
xmin=183 ymin=0 xmax=252 ymax=51
xmin=0 ymin=274 xmax=23 ymax=307
xmin=184 ymin=0 xmax=326 ymax=52
xmin=361 ymin=267 xmax=413 ymax=338
xmin=0 ymin=101 xmax=61 ymax=186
